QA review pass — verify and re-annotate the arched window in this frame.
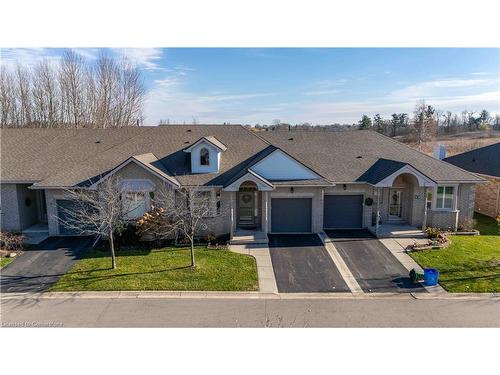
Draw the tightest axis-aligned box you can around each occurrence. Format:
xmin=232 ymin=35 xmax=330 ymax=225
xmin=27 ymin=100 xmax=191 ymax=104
xmin=200 ymin=147 xmax=210 ymax=166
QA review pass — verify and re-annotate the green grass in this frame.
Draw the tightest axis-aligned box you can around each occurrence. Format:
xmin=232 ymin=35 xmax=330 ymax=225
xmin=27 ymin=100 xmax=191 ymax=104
xmin=51 ymin=246 xmax=258 ymax=291
xmin=0 ymin=257 xmax=14 ymax=269
xmin=410 ymin=213 xmax=500 ymax=292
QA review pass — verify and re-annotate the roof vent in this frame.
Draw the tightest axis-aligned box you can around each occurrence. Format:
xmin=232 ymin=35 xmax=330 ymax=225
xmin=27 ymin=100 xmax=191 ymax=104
xmin=95 ymin=140 xmax=101 ymax=144
xmin=288 ymin=137 xmax=294 ymax=141
xmin=184 ymin=141 xmax=190 ymax=144
xmin=356 ymin=155 xmax=362 ymax=159
xmin=186 ymin=129 xmax=192 ymax=132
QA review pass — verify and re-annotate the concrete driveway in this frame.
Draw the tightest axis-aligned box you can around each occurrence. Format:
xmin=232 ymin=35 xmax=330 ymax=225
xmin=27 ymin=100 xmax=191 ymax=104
xmin=325 ymin=229 xmax=425 ymax=293
xmin=0 ymin=236 xmax=93 ymax=293
xmin=267 ymin=234 xmax=350 ymax=293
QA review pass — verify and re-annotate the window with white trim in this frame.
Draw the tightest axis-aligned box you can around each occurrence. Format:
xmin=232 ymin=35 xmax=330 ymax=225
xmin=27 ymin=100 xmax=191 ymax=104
xmin=435 ymin=186 xmax=455 ymax=210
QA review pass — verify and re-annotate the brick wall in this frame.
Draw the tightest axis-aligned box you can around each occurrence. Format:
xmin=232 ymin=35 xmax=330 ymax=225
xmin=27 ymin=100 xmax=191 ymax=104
xmin=474 ymin=176 xmax=500 ymax=218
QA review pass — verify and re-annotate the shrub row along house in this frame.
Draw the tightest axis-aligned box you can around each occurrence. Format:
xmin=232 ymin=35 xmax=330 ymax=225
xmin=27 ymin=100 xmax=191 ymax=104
xmin=0 ymin=125 xmax=483 ymax=241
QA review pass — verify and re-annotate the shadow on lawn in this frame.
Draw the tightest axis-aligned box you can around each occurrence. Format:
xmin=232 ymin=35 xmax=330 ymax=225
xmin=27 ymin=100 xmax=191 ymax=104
xmin=473 ymin=213 xmax=500 ymax=236
xmin=60 ymin=264 xmax=194 ymax=284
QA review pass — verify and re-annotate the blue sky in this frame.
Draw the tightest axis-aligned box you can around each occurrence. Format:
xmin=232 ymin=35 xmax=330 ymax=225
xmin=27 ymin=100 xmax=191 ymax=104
xmin=1 ymin=48 xmax=499 ymax=124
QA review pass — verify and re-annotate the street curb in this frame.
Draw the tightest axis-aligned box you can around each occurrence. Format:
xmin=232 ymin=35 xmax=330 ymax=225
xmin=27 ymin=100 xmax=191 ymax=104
xmin=1 ymin=290 xmax=499 ymax=300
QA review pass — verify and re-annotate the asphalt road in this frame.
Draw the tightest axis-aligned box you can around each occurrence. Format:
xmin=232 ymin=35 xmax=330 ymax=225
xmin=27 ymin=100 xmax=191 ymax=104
xmin=1 ymin=295 xmax=499 ymax=327
xmin=268 ymin=234 xmax=350 ymax=293
xmin=0 ymin=236 xmax=93 ymax=293
xmin=325 ymin=230 xmax=425 ymax=293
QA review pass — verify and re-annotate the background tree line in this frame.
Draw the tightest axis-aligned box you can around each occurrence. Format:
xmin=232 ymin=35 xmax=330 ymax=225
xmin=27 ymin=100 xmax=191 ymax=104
xmin=0 ymin=50 xmax=145 ymax=128
xmin=248 ymin=102 xmax=499 ymax=141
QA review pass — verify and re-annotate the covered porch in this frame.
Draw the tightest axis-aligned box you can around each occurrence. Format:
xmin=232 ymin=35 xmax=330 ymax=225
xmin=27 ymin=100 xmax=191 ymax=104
xmin=223 ymin=170 xmax=273 ymax=244
xmin=369 ymin=163 xmax=436 ymax=238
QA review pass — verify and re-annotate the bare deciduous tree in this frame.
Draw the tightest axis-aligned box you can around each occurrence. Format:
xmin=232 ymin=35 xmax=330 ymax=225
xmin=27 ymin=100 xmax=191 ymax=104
xmin=137 ymin=185 xmax=220 ymax=268
xmin=57 ymin=176 xmax=137 ymax=269
xmin=0 ymin=49 xmax=145 ymax=128
xmin=409 ymin=100 xmax=437 ymax=149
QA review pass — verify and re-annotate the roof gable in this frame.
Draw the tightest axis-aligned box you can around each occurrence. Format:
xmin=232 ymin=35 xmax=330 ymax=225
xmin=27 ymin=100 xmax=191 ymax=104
xmin=183 ymin=136 xmax=227 ymax=152
xmin=250 ymin=148 xmax=321 ymax=181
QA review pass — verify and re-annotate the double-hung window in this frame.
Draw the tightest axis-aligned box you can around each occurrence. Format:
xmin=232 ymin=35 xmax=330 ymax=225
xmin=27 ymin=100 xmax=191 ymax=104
xmin=435 ymin=186 xmax=455 ymax=210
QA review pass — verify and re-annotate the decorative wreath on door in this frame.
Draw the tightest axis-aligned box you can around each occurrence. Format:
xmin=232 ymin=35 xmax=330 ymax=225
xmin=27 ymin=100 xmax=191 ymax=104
xmin=241 ymin=194 xmax=252 ymax=203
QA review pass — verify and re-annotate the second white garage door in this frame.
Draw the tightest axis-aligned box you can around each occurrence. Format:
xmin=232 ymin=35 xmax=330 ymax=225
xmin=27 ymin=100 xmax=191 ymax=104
xmin=271 ymin=198 xmax=312 ymax=233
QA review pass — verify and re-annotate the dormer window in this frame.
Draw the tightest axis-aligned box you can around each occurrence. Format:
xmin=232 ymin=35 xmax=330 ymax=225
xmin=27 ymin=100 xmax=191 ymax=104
xmin=200 ymin=147 xmax=210 ymax=166
xmin=183 ymin=136 xmax=227 ymax=174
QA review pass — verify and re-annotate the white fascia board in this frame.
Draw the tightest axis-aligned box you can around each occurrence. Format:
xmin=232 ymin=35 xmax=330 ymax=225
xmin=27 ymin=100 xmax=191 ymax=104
xmin=374 ymin=164 xmax=436 ymax=188
xmin=223 ymin=170 xmax=274 ymax=191
xmin=183 ymin=138 xmax=226 ymax=153
xmin=89 ymin=158 xmax=179 ymax=190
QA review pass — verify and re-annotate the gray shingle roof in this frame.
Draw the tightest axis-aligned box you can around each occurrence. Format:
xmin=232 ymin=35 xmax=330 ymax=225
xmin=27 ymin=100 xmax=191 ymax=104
xmin=444 ymin=142 xmax=500 ymax=178
xmin=0 ymin=127 xmax=483 ymax=188
xmin=356 ymin=158 xmax=409 ymax=184
xmin=258 ymin=130 xmax=483 ymax=183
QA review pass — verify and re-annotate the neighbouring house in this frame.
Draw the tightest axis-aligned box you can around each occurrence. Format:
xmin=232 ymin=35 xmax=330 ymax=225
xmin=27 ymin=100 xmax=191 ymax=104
xmin=444 ymin=142 xmax=500 ymax=219
xmin=0 ymin=126 xmax=483 ymax=241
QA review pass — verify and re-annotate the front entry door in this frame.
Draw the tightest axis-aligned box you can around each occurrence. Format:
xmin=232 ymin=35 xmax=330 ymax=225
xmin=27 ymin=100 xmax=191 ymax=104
xmin=389 ymin=189 xmax=403 ymax=218
xmin=238 ymin=190 xmax=256 ymax=227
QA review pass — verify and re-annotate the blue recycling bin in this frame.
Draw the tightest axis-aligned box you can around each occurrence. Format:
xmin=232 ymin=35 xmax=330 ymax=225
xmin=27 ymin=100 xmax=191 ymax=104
xmin=424 ymin=268 xmax=439 ymax=286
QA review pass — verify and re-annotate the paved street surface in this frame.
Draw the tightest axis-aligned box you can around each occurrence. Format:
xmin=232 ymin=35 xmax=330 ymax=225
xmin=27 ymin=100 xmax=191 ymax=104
xmin=0 ymin=237 xmax=93 ymax=293
xmin=326 ymin=230 xmax=425 ymax=293
xmin=1 ymin=295 xmax=498 ymax=327
xmin=268 ymin=234 xmax=349 ymax=293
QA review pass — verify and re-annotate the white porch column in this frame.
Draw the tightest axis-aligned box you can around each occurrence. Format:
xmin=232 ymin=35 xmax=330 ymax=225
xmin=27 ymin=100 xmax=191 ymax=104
xmin=262 ymin=191 xmax=269 ymax=234
xmin=375 ymin=187 xmax=380 ymax=235
xmin=422 ymin=187 xmax=428 ymax=230
xmin=230 ymin=191 xmax=235 ymax=238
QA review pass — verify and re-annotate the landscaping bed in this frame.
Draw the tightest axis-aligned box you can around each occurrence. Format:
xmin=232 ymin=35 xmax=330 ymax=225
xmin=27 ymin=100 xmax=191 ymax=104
xmin=51 ymin=246 xmax=258 ymax=292
xmin=409 ymin=213 xmax=500 ymax=292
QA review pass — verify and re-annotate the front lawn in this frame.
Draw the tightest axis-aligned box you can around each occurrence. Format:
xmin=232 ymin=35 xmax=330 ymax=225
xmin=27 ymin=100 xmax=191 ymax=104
xmin=0 ymin=257 xmax=14 ymax=269
xmin=51 ymin=246 xmax=258 ymax=291
xmin=410 ymin=213 xmax=500 ymax=292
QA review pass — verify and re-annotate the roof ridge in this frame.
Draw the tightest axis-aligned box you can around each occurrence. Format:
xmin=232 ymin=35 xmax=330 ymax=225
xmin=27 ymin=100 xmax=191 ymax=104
xmin=370 ymin=130 xmax=482 ymax=181
xmin=34 ymin=127 xmax=156 ymax=186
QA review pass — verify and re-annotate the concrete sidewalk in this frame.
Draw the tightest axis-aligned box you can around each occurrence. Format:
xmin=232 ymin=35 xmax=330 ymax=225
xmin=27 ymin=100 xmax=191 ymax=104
xmin=230 ymin=243 xmax=278 ymax=294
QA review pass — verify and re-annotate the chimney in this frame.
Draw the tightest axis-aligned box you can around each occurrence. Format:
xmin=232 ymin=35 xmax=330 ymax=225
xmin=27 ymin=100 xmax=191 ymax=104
xmin=433 ymin=144 xmax=447 ymax=160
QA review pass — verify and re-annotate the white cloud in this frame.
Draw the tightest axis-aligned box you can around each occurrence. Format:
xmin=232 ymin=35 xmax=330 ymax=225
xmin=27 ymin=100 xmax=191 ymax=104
xmin=303 ymin=89 xmax=342 ymax=96
xmin=0 ymin=48 xmax=59 ymax=69
xmin=144 ymin=73 xmax=275 ymax=124
xmin=298 ymin=90 xmax=500 ymax=124
xmin=390 ymin=78 xmax=498 ymax=98
xmin=112 ymin=48 xmax=163 ymax=70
